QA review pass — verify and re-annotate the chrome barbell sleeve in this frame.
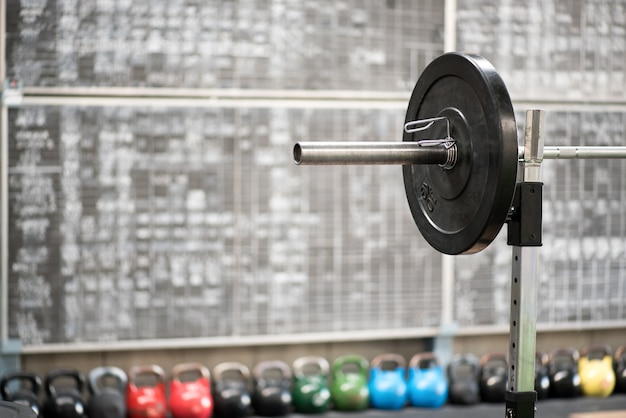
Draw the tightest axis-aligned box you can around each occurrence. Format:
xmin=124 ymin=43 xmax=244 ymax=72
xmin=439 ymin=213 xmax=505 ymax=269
xmin=293 ymin=142 xmax=454 ymax=166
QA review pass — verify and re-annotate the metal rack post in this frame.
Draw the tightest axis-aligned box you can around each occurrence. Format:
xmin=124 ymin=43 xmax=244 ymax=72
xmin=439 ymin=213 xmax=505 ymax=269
xmin=505 ymin=109 xmax=546 ymax=418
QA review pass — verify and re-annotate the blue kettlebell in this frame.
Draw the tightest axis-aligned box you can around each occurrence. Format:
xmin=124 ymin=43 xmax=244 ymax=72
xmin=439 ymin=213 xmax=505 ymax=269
xmin=368 ymin=353 xmax=407 ymax=410
xmin=407 ymin=352 xmax=448 ymax=408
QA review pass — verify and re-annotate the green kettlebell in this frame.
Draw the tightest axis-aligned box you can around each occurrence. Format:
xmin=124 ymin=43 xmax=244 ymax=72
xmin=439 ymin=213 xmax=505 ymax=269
xmin=291 ymin=356 xmax=331 ymax=414
xmin=330 ymin=355 xmax=369 ymax=411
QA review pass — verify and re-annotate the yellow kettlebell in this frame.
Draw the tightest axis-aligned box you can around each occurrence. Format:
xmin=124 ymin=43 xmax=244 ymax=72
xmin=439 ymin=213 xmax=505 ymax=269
xmin=578 ymin=345 xmax=616 ymax=398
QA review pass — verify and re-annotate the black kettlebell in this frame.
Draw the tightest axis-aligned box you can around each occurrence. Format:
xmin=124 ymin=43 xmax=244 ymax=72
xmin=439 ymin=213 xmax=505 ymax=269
xmin=43 ymin=368 xmax=86 ymax=418
xmin=447 ymin=354 xmax=480 ymax=405
xmin=615 ymin=345 xmax=626 ymax=393
xmin=0 ymin=371 xmax=42 ymax=415
xmin=548 ymin=348 xmax=581 ymax=398
xmin=479 ymin=353 xmax=508 ymax=403
xmin=212 ymin=362 xmax=253 ymax=418
xmin=534 ymin=352 xmax=550 ymax=400
xmin=86 ymin=367 xmax=127 ymax=418
xmin=0 ymin=400 xmax=38 ymax=418
xmin=251 ymin=360 xmax=292 ymax=417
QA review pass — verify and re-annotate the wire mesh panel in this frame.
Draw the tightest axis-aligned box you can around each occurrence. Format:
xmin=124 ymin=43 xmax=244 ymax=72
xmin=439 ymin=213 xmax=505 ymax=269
xmin=540 ymin=111 xmax=626 ymax=324
xmin=453 ymin=110 xmax=626 ymax=327
xmin=7 ymin=104 xmax=442 ymax=345
xmin=6 ymin=0 xmax=444 ymax=90
xmin=457 ymin=0 xmax=626 ymax=100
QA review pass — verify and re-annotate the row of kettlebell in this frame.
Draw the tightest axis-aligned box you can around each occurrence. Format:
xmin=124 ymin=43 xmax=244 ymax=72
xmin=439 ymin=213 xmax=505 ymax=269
xmin=449 ymin=344 xmax=626 ymax=405
xmin=3 ymin=344 xmax=625 ymax=417
xmin=125 ymin=353 xmax=450 ymax=416
xmin=0 ymin=352 xmax=448 ymax=418
xmin=538 ymin=345 xmax=626 ymax=399
xmin=0 ymin=363 xmax=214 ymax=418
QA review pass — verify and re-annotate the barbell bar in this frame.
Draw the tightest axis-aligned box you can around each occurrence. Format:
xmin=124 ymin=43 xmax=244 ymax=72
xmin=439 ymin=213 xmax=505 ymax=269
xmin=292 ymin=52 xmax=626 ymax=256
xmin=293 ymin=142 xmax=626 ymax=166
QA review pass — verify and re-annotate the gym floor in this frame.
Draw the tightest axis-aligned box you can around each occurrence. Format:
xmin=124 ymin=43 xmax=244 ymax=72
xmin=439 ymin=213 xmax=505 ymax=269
xmin=281 ymin=394 xmax=626 ymax=418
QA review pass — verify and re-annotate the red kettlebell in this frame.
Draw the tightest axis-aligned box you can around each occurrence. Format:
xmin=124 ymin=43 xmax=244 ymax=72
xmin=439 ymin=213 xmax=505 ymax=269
xmin=126 ymin=365 xmax=167 ymax=418
xmin=168 ymin=362 xmax=213 ymax=418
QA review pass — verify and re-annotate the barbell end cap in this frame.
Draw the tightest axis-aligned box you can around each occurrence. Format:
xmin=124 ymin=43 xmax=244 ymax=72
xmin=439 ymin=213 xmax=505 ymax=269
xmin=293 ymin=143 xmax=303 ymax=165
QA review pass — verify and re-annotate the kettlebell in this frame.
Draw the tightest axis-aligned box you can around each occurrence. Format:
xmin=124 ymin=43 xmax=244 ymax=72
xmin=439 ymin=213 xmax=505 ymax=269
xmin=579 ymin=345 xmax=616 ymax=398
xmin=614 ymin=345 xmax=626 ymax=393
xmin=407 ymin=352 xmax=448 ymax=408
xmin=0 ymin=400 xmax=38 ymax=418
xmin=330 ymin=354 xmax=369 ymax=411
xmin=42 ymin=368 xmax=86 ymax=418
xmin=211 ymin=362 xmax=252 ymax=418
xmin=548 ymin=348 xmax=581 ymax=398
xmin=479 ymin=353 xmax=508 ymax=403
xmin=86 ymin=366 xmax=127 ymax=418
xmin=251 ymin=360 xmax=292 ymax=417
xmin=534 ymin=352 xmax=550 ymax=400
xmin=447 ymin=354 xmax=480 ymax=405
xmin=368 ymin=353 xmax=407 ymax=410
xmin=126 ymin=365 xmax=167 ymax=418
xmin=291 ymin=356 xmax=331 ymax=414
xmin=0 ymin=371 xmax=42 ymax=416
xmin=169 ymin=362 xmax=213 ymax=418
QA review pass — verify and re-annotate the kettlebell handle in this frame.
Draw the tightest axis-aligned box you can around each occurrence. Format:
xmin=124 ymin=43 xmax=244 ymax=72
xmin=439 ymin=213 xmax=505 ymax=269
xmin=332 ymin=355 xmax=369 ymax=377
xmin=447 ymin=354 xmax=480 ymax=380
xmin=580 ymin=344 xmax=612 ymax=359
xmin=128 ymin=365 xmax=166 ymax=386
xmin=0 ymin=371 xmax=42 ymax=399
xmin=550 ymin=348 xmax=580 ymax=361
xmin=212 ymin=362 xmax=251 ymax=383
xmin=252 ymin=360 xmax=292 ymax=380
xmin=171 ymin=362 xmax=210 ymax=381
xmin=409 ymin=352 xmax=439 ymax=369
xmin=536 ymin=352 xmax=549 ymax=367
xmin=88 ymin=366 xmax=128 ymax=395
xmin=292 ymin=356 xmax=330 ymax=378
xmin=45 ymin=368 xmax=86 ymax=398
xmin=480 ymin=353 xmax=508 ymax=368
xmin=371 ymin=353 xmax=406 ymax=369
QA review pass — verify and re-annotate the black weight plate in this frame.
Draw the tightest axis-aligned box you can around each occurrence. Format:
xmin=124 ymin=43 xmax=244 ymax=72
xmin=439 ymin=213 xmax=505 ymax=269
xmin=403 ymin=53 xmax=518 ymax=255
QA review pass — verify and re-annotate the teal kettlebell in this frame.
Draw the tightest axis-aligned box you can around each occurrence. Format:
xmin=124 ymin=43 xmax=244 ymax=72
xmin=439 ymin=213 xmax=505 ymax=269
xmin=291 ymin=356 xmax=331 ymax=414
xmin=330 ymin=355 xmax=369 ymax=411
xmin=368 ymin=353 xmax=407 ymax=410
xmin=408 ymin=352 xmax=448 ymax=408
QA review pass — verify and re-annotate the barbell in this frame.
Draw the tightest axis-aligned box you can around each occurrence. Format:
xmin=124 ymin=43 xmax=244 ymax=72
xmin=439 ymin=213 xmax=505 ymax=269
xmin=293 ymin=53 xmax=626 ymax=255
